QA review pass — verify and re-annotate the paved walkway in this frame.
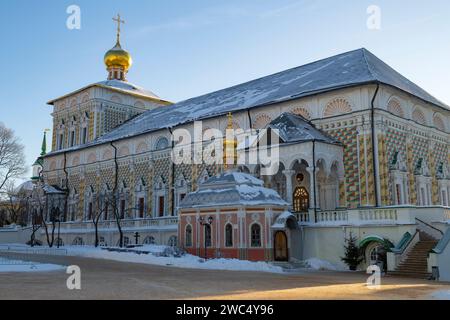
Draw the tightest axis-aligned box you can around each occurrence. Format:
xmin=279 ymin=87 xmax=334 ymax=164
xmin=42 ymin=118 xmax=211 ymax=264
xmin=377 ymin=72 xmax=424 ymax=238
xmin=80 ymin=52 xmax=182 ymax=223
xmin=0 ymin=254 xmax=448 ymax=300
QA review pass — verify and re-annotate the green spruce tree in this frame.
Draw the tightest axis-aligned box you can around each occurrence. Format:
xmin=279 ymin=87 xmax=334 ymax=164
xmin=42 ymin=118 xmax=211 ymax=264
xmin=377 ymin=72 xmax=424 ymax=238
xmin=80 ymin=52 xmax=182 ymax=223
xmin=341 ymin=233 xmax=363 ymax=271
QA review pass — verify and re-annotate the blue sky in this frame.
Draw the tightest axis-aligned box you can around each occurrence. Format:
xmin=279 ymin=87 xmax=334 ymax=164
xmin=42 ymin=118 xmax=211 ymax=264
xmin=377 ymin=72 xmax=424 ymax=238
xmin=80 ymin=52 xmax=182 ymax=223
xmin=1 ymin=0 xmax=450 ymax=180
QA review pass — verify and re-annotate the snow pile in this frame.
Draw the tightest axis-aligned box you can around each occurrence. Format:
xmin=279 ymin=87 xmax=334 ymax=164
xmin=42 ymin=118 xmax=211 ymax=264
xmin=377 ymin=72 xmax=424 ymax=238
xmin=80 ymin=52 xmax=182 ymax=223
xmin=0 ymin=259 xmax=65 ymax=273
xmin=60 ymin=245 xmax=284 ymax=273
xmin=305 ymin=258 xmax=342 ymax=271
xmin=430 ymin=290 xmax=450 ymax=300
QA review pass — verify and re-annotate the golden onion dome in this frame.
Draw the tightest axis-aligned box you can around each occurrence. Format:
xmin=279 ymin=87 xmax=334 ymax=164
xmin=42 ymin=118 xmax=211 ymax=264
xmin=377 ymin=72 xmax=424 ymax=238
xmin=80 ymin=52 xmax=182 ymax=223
xmin=104 ymin=42 xmax=133 ymax=71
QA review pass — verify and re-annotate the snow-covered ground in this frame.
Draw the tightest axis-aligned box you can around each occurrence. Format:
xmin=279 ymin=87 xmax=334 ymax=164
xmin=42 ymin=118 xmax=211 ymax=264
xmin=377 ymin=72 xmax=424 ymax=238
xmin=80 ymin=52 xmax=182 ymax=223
xmin=305 ymin=258 xmax=343 ymax=271
xmin=430 ymin=290 xmax=450 ymax=300
xmin=0 ymin=258 xmax=65 ymax=273
xmin=0 ymin=244 xmax=342 ymax=273
xmin=66 ymin=245 xmax=285 ymax=273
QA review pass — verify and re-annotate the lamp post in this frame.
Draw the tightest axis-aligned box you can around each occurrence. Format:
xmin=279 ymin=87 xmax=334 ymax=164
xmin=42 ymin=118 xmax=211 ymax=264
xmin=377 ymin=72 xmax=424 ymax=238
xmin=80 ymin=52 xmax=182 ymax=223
xmin=199 ymin=216 xmax=214 ymax=260
xmin=57 ymin=218 xmax=61 ymax=248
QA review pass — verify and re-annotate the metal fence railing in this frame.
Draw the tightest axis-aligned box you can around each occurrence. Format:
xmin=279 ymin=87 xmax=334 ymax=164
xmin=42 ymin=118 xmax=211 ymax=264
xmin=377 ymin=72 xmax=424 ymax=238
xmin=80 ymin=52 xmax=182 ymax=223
xmin=0 ymin=255 xmax=35 ymax=265
xmin=0 ymin=245 xmax=67 ymax=267
xmin=0 ymin=245 xmax=67 ymax=256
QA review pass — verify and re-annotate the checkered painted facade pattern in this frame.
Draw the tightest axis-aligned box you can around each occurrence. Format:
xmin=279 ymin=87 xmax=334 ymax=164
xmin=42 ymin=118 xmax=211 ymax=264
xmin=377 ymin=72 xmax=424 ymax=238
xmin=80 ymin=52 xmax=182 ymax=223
xmin=325 ymin=126 xmax=360 ymax=208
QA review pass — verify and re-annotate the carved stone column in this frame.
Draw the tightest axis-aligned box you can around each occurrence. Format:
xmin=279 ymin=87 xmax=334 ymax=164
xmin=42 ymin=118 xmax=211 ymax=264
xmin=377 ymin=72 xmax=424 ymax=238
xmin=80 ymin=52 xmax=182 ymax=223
xmin=282 ymin=169 xmax=295 ymax=208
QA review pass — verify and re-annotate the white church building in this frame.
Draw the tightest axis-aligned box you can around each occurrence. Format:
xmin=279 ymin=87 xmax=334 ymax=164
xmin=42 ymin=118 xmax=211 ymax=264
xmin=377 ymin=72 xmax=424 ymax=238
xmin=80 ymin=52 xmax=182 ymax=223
xmin=2 ymin=25 xmax=450 ymax=280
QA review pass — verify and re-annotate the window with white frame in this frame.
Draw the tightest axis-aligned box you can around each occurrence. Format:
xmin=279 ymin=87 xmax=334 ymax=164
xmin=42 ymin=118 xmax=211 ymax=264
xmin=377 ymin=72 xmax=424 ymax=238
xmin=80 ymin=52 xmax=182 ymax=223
xmin=69 ymin=129 xmax=76 ymax=147
xmin=68 ymin=189 xmax=79 ymax=221
xmin=415 ymin=158 xmax=432 ymax=206
xmin=204 ymin=224 xmax=212 ymax=248
xmin=185 ymin=225 xmax=193 ymax=247
xmin=225 ymin=223 xmax=233 ymax=247
xmin=153 ymin=176 xmax=166 ymax=217
xmin=81 ymin=126 xmax=88 ymax=144
xmin=250 ymin=223 xmax=261 ymax=247
xmin=135 ymin=177 xmax=147 ymax=218
xmin=389 ymin=151 xmax=409 ymax=205
xmin=57 ymin=132 xmax=65 ymax=150
xmin=175 ymin=174 xmax=188 ymax=213
xmin=118 ymin=181 xmax=130 ymax=219
xmin=84 ymin=186 xmax=95 ymax=221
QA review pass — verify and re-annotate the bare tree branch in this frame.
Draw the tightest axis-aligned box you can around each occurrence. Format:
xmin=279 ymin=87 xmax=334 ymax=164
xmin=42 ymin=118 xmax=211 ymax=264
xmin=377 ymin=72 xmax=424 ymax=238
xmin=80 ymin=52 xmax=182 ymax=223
xmin=0 ymin=123 xmax=27 ymax=193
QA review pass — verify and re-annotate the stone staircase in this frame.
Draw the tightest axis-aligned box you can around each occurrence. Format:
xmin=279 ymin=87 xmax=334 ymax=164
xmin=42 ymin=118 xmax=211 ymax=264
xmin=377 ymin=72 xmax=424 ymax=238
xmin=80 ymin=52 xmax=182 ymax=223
xmin=389 ymin=232 xmax=438 ymax=279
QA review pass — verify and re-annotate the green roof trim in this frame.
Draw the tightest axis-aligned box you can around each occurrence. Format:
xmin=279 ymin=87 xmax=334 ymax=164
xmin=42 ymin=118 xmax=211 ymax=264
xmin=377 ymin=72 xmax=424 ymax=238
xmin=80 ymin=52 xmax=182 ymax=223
xmin=359 ymin=235 xmax=394 ymax=251
xmin=391 ymin=232 xmax=412 ymax=254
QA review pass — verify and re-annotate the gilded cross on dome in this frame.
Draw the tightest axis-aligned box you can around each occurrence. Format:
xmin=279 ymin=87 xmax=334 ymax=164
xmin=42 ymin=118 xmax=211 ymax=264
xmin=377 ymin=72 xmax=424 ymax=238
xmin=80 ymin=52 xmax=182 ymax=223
xmin=112 ymin=14 xmax=125 ymax=44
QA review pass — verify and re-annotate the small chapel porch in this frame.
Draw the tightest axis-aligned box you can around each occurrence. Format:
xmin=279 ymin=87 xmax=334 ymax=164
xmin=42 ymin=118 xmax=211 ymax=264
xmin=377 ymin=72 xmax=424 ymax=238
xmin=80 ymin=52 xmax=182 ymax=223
xmin=238 ymin=113 xmax=346 ymax=219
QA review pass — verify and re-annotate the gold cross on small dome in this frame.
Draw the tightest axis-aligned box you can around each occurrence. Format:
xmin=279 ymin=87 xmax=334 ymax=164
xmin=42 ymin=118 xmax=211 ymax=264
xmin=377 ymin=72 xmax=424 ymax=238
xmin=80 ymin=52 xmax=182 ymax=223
xmin=113 ymin=14 xmax=125 ymax=43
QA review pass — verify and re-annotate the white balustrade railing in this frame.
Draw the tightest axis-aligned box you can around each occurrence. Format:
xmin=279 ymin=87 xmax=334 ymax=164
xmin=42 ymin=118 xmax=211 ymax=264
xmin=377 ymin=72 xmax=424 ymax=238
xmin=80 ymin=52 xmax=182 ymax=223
xmin=356 ymin=208 xmax=398 ymax=223
xmin=316 ymin=210 xmax=348 ymax=223
xmin=296 ymin=212 xmax=310 ymax=223
xmin=58 ymin=216 xmax=178 ymax=231
xmin=445 ymin=208 xmax=450 ymax=221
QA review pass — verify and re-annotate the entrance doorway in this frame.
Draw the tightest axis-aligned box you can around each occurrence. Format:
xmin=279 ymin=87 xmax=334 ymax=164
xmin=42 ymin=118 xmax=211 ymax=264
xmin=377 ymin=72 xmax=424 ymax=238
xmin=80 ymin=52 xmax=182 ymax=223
xmin=293 ymin=187 xmax=309 ymax=212
xmin=274 ymin=231 xmax=288 ymax=261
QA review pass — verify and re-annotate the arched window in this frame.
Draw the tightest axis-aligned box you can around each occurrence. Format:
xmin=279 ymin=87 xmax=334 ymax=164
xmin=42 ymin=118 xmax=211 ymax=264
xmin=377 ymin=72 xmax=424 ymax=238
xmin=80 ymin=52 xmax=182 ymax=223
xmin=204 ymin=224 xmax=212 ymax=248
xmin=99 ymin=237 xmax=107 ymax=247
xmin=185 ymin=225 xmax=193 ymax=247
xmin=168 ymin=236 xmax=178 ymax=247
xmin=72 ymin=237 xmax=84 ymax=246
xmin=155 ymin=137 xmax=169 ymax=150
xmin=225 ymin=224 xmax=233 ymax=247
xmin=250 ymin=224 xmax=261 ymax=247
xmin=143 ymin=236 xmax=155 ymax=245
xmin=293 ymin=187 xmax=310 ymax=212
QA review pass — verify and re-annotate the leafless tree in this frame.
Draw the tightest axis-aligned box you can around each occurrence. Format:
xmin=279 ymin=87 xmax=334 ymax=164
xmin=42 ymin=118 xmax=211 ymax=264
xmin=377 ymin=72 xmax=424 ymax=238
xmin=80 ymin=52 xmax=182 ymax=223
xmin=91 ymin=192 xmax=112 ymax=248
xmin=4 ymin=182 xmax=30 ymax=226
xmin=0 ymin=123 xmax=27 ymax=193
xmin=29 ymin=187 xmax=45 ymax=246
xmin=30 ymin=186 xmax=63 ymax=248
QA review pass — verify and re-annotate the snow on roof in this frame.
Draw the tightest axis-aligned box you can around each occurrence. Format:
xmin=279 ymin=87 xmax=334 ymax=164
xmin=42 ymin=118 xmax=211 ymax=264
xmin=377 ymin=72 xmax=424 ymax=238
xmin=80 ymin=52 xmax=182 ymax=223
xmin=203 ymin=171 xmax=264 ymax=188
xmin=95 ymin=80 xmax=161 ymax=100
xmin=268 ymin=113 xmax=339 ymax=144
xmin=271 ymin=211 xmax=297 ymax=229
xmin=42 ymin=185 xmax=65 ymax=194
xmin=46 ymin=48 xmax=449 ymax=156
xmin=179 ymin=171 xmax=287 ymax=209
xmin=15 ymin=181 xmax=35 ymax=193
xmin=47 ymin=80 xmax=170 ymax=105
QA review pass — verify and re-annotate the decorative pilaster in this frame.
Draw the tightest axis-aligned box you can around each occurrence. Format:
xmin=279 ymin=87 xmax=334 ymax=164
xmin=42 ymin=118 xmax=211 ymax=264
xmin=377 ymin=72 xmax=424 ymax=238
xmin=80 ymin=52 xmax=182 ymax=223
xmin=306 ymin=167 xmax=319 ymax=210
xmin=428 ymin=144 xmax=439 ymax=205
xmin=406 ymin=136 xmax=417 ymax=204
xmin=338 ymin=179 xmax=346 ymax=208
xmin=378 ymin=132 xmax=390 ymax=206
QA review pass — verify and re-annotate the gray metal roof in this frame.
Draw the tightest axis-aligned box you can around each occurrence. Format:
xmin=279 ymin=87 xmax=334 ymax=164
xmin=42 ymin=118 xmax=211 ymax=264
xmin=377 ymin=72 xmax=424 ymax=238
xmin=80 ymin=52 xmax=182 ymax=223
xmin=46 ymin=48 xmax=448 ymax=156
xmin=268 ymin=113 xmax=339 ymax=144
xmin=179 ymin=172 xmax=288 ymax=208
xmin=47 ymin=79 xmax=168 ymax=105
